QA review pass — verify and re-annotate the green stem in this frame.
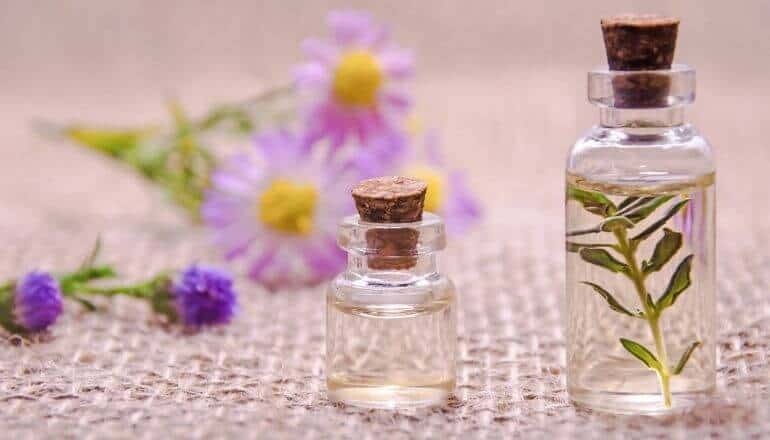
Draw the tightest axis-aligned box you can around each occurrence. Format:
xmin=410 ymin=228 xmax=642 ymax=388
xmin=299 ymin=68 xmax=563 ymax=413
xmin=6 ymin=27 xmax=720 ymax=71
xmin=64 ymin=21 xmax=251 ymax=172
xmin=72 ymin=274 xmax=169 ymax=300
xmin=613 ymin=228 xmax=673 ymax=408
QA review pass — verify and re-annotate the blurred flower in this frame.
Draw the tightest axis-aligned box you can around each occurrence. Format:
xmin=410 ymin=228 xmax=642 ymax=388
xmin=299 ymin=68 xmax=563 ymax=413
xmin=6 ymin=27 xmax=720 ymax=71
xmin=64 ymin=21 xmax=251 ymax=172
xmin=10 ymin=271 xmax=63 ymax=333
xmin=401 ymin=132 xmax=482 ymax=233
xmin=202 ymin=129 xmax=356 ymax=290
xmin=72 ymin=264 xmax=238 ymax=329
xmin=294 ymin=10 xmax=413 ymax=150
xmin=169 ymin=265 xmax=237 ymax=327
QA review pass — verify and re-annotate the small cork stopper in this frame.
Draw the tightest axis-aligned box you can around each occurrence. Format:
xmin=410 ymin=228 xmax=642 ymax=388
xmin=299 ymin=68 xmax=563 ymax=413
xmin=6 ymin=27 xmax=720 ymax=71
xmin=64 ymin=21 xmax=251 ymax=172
xmin=351 ymin=176 xmax=428 ymax=270
xmin=601 ymin=15 xmax=680 ymax=108
xmin=601 ymin=14 xmax=679 ymax=71
xmin=352 ymin=176 xmax=427 ymax=223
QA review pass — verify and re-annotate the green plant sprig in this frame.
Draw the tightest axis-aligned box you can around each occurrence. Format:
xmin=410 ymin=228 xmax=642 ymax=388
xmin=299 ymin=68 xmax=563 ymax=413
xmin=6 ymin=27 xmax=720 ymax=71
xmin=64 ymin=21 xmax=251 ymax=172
xmin=567 ymin=186 xmax=700 ymax=408
xmin=37 ymin=85 xmax=294 ymax=221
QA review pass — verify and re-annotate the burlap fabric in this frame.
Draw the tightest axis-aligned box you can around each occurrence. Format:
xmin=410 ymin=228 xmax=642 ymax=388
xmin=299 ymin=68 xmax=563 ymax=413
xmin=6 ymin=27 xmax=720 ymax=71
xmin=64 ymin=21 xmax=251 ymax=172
xmin=0 ymin=194 xmax=768 ymax=438
xmin=1 ymin=62 xmax=769 ymax=436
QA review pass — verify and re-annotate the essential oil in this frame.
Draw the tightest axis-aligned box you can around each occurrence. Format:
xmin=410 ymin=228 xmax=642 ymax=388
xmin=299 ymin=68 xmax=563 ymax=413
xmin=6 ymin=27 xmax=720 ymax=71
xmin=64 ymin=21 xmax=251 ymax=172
xmin=326 ymin=177 xmax=457 ymax=409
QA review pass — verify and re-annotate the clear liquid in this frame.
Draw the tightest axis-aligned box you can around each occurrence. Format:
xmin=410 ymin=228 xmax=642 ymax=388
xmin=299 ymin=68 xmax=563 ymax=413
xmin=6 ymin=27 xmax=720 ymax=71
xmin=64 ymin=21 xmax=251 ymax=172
xmin=565 ymin=172 xmax=716 ymax=414
xmin=326 ymin=285 xmax=456 ymax=409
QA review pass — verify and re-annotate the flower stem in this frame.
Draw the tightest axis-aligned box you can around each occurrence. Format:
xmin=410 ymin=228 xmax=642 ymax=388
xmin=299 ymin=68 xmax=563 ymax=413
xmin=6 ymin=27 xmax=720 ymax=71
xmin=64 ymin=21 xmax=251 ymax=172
xmin=74 ymin=274 xmax=170 ymax=300
xmin=614 ymin=228 xmax=673 ymax=407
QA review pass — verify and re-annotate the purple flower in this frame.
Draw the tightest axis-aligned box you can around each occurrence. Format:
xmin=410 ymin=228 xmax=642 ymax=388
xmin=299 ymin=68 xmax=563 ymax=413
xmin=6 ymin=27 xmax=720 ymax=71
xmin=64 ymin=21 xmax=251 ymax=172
xmin=13 ymin=271 xmax=63 ymax=332
xmin=171 ymin=265 xmax=236 ymax=327
xmin=294 ymin=10 xmax=413 ymax=150
xmin=202 ymin=129 xmax=357 ymax=291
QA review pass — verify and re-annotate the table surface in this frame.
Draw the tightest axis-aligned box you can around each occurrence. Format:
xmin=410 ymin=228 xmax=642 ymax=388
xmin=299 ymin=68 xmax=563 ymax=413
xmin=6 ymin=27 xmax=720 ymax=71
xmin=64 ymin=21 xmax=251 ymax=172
xmin=1 ymin=66 xmax=769 ymax=438
xmin=1 ymin=170 xmax=769 ymax=440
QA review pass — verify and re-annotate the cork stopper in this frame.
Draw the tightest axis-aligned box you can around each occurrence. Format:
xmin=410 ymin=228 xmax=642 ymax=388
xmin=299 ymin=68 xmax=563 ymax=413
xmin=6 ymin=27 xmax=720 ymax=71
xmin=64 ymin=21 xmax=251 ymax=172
xmin=601 ymin=14 xmax=680 ymax=108
xmin=601 ymin=15 xmax=679 ymax=71
xmin=351 ymin=176 xmax=428 ymax=270
xmin=352 ymin=176 xmax=427 ymax=223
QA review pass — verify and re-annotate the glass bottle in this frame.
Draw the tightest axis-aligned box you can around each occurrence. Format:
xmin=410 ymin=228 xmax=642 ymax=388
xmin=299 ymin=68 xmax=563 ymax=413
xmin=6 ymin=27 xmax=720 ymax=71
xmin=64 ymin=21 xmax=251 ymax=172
xmin=565 ymin=17 xmax=716 ymax=414
xmin=326 ymin=212 xmax=457 ymax=409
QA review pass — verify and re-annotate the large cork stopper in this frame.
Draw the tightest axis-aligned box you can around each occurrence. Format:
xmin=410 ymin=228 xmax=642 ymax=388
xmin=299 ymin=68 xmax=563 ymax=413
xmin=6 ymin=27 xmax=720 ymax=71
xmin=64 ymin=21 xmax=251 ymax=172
xmin=352 ymin=176 xmax=427 ymax=270
xmin=601 ymin=15 xmax=680 ymax=108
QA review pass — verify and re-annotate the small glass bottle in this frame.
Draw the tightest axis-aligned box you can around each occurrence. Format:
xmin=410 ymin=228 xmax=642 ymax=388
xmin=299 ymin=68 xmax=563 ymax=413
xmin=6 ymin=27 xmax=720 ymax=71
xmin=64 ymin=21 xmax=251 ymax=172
xmin=326 ymin=177 xmax=457 ymax=409
xmin=565 ymin=16 xmax=716 ymax=414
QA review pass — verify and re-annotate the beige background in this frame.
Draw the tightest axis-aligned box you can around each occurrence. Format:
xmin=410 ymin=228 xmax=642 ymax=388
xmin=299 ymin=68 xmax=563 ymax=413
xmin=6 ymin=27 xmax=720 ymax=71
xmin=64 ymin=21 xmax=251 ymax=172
xmin=1 ymin=2 xmax=769 ymax=437
xmin=1 ymin=0 xmax=768 ymax=232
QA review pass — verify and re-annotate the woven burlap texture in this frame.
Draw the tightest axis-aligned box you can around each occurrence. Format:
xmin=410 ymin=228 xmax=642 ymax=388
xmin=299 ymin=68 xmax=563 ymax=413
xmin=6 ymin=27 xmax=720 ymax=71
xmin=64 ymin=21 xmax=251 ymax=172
xmin=0 ymin=215 xmax=768 ymax=439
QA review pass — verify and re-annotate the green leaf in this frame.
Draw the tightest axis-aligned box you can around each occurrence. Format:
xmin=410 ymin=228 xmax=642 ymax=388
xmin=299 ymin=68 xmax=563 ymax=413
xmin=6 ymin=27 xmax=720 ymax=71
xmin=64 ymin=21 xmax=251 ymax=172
xmin=616 ymin=196 xmax=640 ymax=212
xmin=656 ymin=255 xmax=694 ymax=310
xmin=566 ymin=226 xmax=601 ymax=237
xmin=71 ymin=296 xmax=98 ymax=312
xmin=149 ymin=280 xmax=178 ymax=323
xmin=79 ymin=236 xmax=102 ymax=270
xmin=646 ymin=293 xmax=656 ymax=313
xmin=0 ymin=286 xmax=24 ymax=333
xmin=624 ymin=195 xmax=675 ymax=223
xmin=615 ymin=196 xmax=655 ymax=216
xmin=673 ymin=341 xmax=701 ymax=375
xmin=581 ymin=282 xmax=638 ymax=317
xmin=631 ymin=199 xmax=690 ymax=242
xmin=642 ymin=228 xmax=683 ymax=274
xmin=579 ymin=248 xmax=629 ymax=273
xmin=600 ymin=216 xmax=635 ymax=232
xmin=566 ymin=242 xmax=616 ymax=253
xmin=620 ymin=338 xmax=663 ymax=371
xmin=59 ymin=265 xmax=118 ymax=295
xmin=67 ymin=127 xmax=149 ymax=158
xmin=567 ymin=186 xmax=616 ymax=217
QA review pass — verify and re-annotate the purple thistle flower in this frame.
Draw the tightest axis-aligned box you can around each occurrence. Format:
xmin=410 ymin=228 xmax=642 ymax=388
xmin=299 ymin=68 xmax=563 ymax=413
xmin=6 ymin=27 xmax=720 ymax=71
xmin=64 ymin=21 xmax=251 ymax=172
xmin=294 ymin=9 xmax=413 ymax=151
xmin=13 ymin=271 xmax=63 ymax=332
xmin=170 ymin=265 xmax=237 ymax=327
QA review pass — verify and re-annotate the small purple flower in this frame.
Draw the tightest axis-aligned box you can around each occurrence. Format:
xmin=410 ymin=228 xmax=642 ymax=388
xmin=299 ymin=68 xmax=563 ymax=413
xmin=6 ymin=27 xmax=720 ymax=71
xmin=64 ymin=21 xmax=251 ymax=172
xmin=171 ymin=265 xmax=237 ymax=327
xmin=294 ymin=9 xmax=413 ymax=150
xmin=13 ymin=271 xmax=63 ymax=332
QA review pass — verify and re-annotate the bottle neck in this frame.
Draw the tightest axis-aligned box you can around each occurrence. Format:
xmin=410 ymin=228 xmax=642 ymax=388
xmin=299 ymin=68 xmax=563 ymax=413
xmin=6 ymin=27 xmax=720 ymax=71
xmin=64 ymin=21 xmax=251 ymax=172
xmin=600 ymin=107 xmax=684 ymax=129
xmin=346 ymin=253 xmax=439 ymax=285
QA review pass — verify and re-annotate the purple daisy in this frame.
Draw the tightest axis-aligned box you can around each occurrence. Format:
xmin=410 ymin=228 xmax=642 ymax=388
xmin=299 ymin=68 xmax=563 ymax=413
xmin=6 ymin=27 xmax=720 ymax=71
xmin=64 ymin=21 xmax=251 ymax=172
xmin=293 ymin=9 xmax=413 ymax=150
xmin=171 ymin=265 xmax=236 ymax=327
xmin=400 ymin=132 xmax=482 ymax=234
xmin=13 ymin=271 xmax=63 ymax=332
xmin=202 ymin=129 xmax=357 ymax=291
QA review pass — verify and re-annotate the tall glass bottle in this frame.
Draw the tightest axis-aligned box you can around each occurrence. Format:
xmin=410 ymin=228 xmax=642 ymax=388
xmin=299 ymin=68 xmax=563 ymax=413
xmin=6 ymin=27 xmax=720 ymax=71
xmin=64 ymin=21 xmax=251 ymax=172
xmin=565 ymin=16 xmax=716 ymax=414
xmin=326 ymin=177 xmax=457 ymax=409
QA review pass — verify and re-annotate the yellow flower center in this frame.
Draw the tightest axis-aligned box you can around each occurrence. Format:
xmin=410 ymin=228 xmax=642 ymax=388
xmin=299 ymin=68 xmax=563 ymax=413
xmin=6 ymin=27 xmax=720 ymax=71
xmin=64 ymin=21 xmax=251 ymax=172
xmin=332 ymin=50 xmax=383 ymax=106
xmin=258 ymin=179 xmax=318 ymax=235
xmin=405 ymin=166 xmax=446 ymax=213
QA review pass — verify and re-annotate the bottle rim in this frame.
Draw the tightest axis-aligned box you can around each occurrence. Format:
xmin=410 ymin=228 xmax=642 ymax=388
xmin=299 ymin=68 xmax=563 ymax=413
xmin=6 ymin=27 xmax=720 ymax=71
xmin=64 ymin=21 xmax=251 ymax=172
xmin=337 ymin=212 xmax=446 ymax=256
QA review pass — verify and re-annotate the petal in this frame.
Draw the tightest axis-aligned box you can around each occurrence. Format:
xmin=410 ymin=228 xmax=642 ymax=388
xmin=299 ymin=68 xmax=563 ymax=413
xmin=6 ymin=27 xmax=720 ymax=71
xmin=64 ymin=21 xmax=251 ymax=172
xmin=302 ymin=238 xmax=346 ymax=279
xmin=423 ymin=131 xmax=445 ymax=167
xmin=255 ymin=129 xmax=304 ymax=169
xmin=223 ymin=232 xmax=257 ymax=260
xmin=293 ymin=62 xmax=330 ymax=88
xmin=247 ymin=245 xmax=279 ymax=282
xmin=301 ymin=38 xmax=339 ymax=65
xmin=210 ymin=170 xmax=254 ymax=196
xmin=328 ymin=10 xmax=377 ymax=46
xmin=443 ymin=171 xmax=483 ymax=234
xmin=382 ymin=91 xmax=411 ymax=111
xmin=379 ymin=49 xmax=414 ymax=79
